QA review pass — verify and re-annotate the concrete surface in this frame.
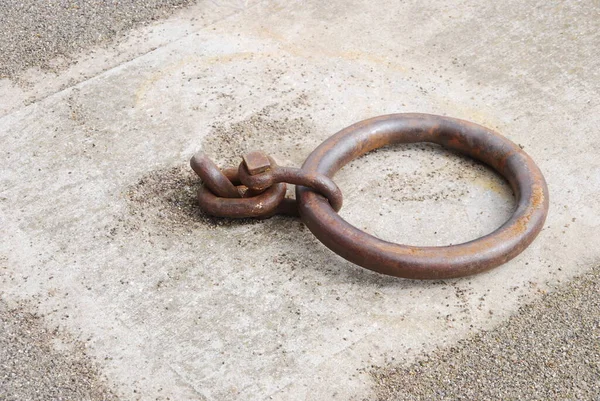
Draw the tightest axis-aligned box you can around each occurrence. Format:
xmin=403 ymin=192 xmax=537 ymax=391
xmin=0 ymin=0 xmax=195 ymax=80
xmin=1 ymin=0 xmax=599 ymax=400
xmin=372 ymin=265 xmax=600 ymax=400
xmin=0 ymin=298 xmax=119 ymax=400
xmin=0 ymin=0 xmax=262 ymax=116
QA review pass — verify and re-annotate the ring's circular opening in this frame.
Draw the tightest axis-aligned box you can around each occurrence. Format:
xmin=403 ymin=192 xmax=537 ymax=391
xmin=334 ymin=143 xmax=516 ymax=247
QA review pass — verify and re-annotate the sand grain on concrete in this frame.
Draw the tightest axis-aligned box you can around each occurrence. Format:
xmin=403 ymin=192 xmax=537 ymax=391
xmin=372 ymin=266 xmax=600 ymax=400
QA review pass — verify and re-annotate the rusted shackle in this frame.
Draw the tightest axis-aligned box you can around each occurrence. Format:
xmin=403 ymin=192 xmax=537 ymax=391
xmin=191 ymin=113 xmax=549 ymax=279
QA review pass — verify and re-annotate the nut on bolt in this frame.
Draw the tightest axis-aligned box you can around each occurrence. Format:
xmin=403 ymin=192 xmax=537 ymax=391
xmin=242 ymin=151 xmax=272 ymax=175
xmin=240 ymin=151 xmax=275 ymax=192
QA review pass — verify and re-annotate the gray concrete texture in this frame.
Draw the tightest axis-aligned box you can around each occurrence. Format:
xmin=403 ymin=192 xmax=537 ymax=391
xmin=373 ymin=265 xmax=600 ymax=400
xmin=1 ymin=0 xmax=599 ymax=400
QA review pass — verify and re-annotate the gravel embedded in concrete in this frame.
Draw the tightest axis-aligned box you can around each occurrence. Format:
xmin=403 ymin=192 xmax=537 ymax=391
xmin=371 ymin=266 xmax=600 ymax=400
xmin=0 ymin=0 xmax=195 ymax=79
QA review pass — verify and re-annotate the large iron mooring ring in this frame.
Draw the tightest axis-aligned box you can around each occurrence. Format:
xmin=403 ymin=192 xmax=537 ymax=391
xmin=296 ymin=113 xmax=549 ymax=279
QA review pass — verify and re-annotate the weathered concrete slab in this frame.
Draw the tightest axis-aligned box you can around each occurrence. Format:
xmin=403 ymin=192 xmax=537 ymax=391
xmin=0 ymin=0 xmax=263 ymax=117
xmin=1 ymin=0 xmax=599 ymax=400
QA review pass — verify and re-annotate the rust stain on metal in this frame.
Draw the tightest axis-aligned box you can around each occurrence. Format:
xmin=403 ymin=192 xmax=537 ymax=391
xmin=190 ymin=113 xmax=549 ymax=279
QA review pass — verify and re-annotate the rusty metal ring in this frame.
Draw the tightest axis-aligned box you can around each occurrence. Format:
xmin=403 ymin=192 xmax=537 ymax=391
xmin=192 ymin=152 xmax=288 ymax=218
xmin=297 ymin=113 xmax=549 ymax=279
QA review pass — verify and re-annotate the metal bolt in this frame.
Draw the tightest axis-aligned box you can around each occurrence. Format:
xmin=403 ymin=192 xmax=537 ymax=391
xmin=242 ymin=151 xmax=271 ymax=175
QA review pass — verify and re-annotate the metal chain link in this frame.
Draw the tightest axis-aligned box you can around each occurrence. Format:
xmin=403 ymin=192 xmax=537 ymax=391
xmin=191 ymin=150 xmax=342 ymax=218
